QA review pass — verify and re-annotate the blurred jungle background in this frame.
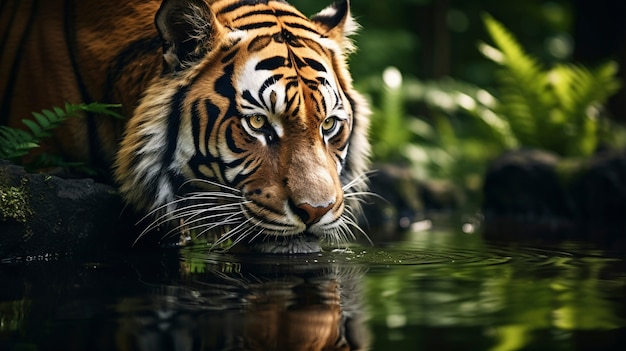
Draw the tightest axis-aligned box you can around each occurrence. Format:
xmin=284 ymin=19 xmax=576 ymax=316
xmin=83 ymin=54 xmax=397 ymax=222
xmin=292 ymin=0 xmax=626 ymax=211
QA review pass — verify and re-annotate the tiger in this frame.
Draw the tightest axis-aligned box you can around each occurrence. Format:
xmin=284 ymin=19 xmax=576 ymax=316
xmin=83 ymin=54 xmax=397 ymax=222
xmin=0 ymin=0 xmax=371 ymax=254
xmin=115 ymin=264 xmax=370 ymax=350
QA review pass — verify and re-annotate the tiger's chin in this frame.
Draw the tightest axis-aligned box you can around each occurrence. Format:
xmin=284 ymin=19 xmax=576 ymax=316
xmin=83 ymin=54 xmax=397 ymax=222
xmin=248 ymin=233 xmax=323 ymax=254
xmin=213 ymin=217 xmax=348 ymax=254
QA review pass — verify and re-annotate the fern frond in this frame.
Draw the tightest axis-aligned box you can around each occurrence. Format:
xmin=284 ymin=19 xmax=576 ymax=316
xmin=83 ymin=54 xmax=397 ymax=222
xmin=0 ymin=102 xmax=123 ymax=167
xmin=550 ymin=61 xmax=620 ymax=155
xmin=481 ymin=14 xmax=555 ymax=149
xmin=75 ymin=102 xmax=124 ymax=119
xmin=0 ymin=126 xmax=38 ymax=159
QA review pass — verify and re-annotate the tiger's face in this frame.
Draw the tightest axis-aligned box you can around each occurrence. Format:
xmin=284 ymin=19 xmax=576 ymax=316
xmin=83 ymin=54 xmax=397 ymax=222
xmin=115 ymin=0 xmax=370 ymax=254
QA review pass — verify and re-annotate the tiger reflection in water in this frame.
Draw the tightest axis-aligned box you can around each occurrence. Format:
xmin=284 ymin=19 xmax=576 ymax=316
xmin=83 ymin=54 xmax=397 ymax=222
xmin=113 ymin=264 xmax=369 ymax=351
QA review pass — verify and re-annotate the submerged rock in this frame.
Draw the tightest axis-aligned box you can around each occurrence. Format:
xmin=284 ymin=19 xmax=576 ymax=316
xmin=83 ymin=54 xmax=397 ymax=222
xmin=0 ymin=161 xmax=135 ymax=260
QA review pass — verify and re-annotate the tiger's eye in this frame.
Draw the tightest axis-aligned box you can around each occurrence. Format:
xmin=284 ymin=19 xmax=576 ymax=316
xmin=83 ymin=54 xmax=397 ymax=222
xmin=321 ymin=117 xmax=337 ymax=133
xmin=248 ymin=115 xmax=267 ymax=130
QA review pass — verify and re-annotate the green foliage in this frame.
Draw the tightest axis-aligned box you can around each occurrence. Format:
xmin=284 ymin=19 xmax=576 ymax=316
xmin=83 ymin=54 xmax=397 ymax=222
xmin=0 ymin=182 xmax=32 ymax=223
xmin=0 ymin=102 xmax=122 ymax=168
xmin=368 ymin=67 xmax=413 ymax=163
xmin=362 ymin=13 xmax=622 ymax=202
xmin=363 ymin=72 xmax=500 ymax=197
xmin=480 ymin=14 xmax=621 ymax=157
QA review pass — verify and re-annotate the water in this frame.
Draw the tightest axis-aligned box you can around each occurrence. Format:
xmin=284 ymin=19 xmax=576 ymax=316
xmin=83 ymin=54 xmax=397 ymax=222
xmin=1 ymin=222 xmax=624 ymax=350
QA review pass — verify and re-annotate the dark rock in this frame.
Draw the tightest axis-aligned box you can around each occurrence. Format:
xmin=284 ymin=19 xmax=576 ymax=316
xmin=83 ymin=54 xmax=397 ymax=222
xmin=362 ymin=164 xmax=463 ymax=237
xmin=570 ymin=151 xmax=626 ymax=225
xmin=482 ymin=149 xmax=626 ymax=245
xmin=483 ymin=149 xmax=574 ymax=219
xmin=0 ymin=160 xmax=136 ymax=260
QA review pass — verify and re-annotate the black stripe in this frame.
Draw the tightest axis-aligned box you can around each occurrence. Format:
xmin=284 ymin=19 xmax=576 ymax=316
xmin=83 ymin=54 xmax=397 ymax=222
xmin=233 ymin=9 xmax=274 ymax=21
xmin=245 ymin=200 xmax=284 ymax=218
xmin=304 ymin=57 xmax=326 ymax=72
xmin=225 ymin=124 xmax=247 ymax=155
xmin=215 ymin=66 xmax=238 ymax=92
xmin=204 ymin=99 xmax=220 ymax=158
xmin=284 ymin=21 xmax=320 ymax=35
xmin=103 ymin=36 xmax=161 ymax=102
xmin=258 ymin=74 xmax=283 ymax=96
xmin=218 ymin=0 xmax=269 ymax=15
xmin=218 ymin=1 xmax=251 ymax=15
xmin=63 ymin=0 xmax=105 ymax=167
xmin=255 ymin=55 xmax=286 ymax=71
xmin=237 ymin=21 xmax=276 ymax=31
xmin=274 ymin=9 xmax=308 ymax=20
xmin=221 ymin=47 xmax=239 ymax=63
xmin=1 ymin=0 xmax=39 ymax=125
xmin=214 ymin=63 xmax=242 ymax=184
xmin=0 ymin=1 xmax=18 ymax=60
xmin=167 ymin=170 xmax=187 ymax=198
xmin=63 ymin=0 xmax=92 ymax=101
xmin=332 ymin=125 xmax=347 ymax=148
xmin=242 ymin=90 xmax=263 ymax=109
xmin=292 ymin=54 xmax=307 ymax=70
xmin=342 ymin=93 xmax=358 ymax=176
xmin=231 ymin=162 xmax=259 ymax=186
xmin=191 ymin=100 xmax=202 ymax=152
xmin=189 ymin=99 xmax=220 ymax=180
xmin=162 ymin=87 xmax=188 ymax=167
xmin=231 ymin=8 xmax=308 ymax=24
xmin=311 ymin=93 xmax=322 ymax=115
xmin=301 ymin=76 xmax=319 ymax=88
xmin=285 ymin=93 xmax=299 ymax=113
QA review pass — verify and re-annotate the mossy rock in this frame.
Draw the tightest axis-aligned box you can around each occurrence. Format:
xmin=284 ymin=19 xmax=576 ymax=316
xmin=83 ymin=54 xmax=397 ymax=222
xmin=0 ymin=161 xmax=135 ymax=261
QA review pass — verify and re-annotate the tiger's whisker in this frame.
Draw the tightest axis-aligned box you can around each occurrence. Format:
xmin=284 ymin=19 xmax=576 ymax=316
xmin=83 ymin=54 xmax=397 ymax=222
xmin=342 ymin=171 xmax=375 ymax=192
xmin=211 ymin=217 xmax=255 ymax=248
xmin=139 ymin=194 xmax=247 ymax=237
xmin=181 ymin=178 xmax=242 ymax=194
xmin=165 ymin=210 xmax=245 ymax=239
xmin=342 ymin=215 xmax=373 ymax=246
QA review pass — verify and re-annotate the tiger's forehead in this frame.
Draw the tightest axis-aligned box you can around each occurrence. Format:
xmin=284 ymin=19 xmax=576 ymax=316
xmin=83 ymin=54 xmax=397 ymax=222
xmin=233 ymin=44 xmax=343 ymax=121
xmin=214 ymin=0 xmax=318 ymax=36
xmin=209 ymin=0 xmax=347 ymax=121
xmin=214 ymin=0 xmax=337 ymax=57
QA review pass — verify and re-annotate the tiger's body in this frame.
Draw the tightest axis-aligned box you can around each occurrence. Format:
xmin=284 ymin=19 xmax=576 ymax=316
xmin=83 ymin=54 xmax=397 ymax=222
xmin=0 ymin=0 xmax=370 ymax=254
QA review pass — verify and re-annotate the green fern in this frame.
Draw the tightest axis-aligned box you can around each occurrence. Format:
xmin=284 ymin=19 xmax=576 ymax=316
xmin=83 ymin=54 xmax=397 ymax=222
xmin=0 ymin=102 xmax=122 ymax=163
xmin=480 ymin=14 xmax=621 ymax=157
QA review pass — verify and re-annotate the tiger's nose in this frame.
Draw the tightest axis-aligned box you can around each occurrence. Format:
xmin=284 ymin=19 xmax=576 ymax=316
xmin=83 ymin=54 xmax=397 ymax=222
xmin=293 ymin=202 xmax=334 ymax=225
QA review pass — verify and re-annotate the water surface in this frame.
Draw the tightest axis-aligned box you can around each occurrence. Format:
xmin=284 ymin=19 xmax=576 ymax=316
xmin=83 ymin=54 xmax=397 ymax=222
xmin=1 ymin=222 xmax=624 ymax=350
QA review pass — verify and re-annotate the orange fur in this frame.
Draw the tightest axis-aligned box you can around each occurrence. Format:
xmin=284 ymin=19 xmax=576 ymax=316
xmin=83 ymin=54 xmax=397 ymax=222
xmin=1 ymin=0 xmax=163 ymax=165
xmin=1 ymin=0 xmax=371 ymax=253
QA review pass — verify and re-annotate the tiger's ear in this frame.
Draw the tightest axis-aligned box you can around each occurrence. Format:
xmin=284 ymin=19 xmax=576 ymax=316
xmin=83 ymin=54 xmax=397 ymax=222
xmin=311 ymin=0 xmax=358 ymax=52
xmin=155 ymin=0 xmax=224 ymax=73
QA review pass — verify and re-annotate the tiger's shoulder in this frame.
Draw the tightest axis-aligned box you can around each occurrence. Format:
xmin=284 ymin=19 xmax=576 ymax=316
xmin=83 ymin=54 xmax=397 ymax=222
xmin=1 ymin=0 xmax=163 ymax=166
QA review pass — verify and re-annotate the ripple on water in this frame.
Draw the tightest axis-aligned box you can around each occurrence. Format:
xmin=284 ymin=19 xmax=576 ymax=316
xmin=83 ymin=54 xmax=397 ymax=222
xmin=182 ymin=238 xmax=621 ymax=275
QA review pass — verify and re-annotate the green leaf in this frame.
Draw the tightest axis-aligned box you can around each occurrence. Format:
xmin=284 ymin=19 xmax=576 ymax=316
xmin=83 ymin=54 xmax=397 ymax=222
xmin=21 ymin=119 xmax=45 ymax=137
xmin=1 ymin=102 xmax=125 ymax=170
xmin=53 ymin=106 xmax=65 ymax=117
xmin=32 ymin=111 xmax=50 ymax=127
xmin=42 ymin=109 xmax=58 ymax=123
xmin=80 ymin=102 xmax=124 ymax=119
